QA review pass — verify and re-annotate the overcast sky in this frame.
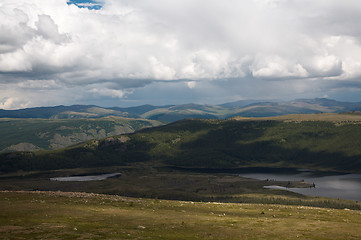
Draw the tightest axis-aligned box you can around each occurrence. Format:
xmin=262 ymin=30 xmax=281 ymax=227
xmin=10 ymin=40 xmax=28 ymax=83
xmin=1 ymin=0 xmax=361 ymax=109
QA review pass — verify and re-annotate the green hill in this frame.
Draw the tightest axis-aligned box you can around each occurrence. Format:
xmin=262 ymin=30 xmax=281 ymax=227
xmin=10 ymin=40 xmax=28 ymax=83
xmin=0 ymin=117 xmax=162 ymax=152
xmin=2 ymin=98 xmax=361 ymax=122
xmin=2 ymin=113 xmax=361 ymax=173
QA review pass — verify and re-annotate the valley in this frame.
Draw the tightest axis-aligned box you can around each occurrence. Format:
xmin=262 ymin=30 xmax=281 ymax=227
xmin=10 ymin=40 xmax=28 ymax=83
xmin=1 ymin=107 xmax=361 ymax=239
xmin=3 ymin=0 xmax=361 ymax=238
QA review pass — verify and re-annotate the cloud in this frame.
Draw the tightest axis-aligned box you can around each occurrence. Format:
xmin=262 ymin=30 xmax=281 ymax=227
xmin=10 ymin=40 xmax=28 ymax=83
xmin=35 ymin=14 xmax=68 ymax=43
xmin=0 ymin=97 xmax=30 ymax=109
xmin=251 ymin=56 xmax=309 ymax=79
xmin=88 ymin=85 xmax=131 ymax=99
xmin=187 ymin=81 xmax=196 ymax=89
xmin=1 ymin=0 xmax=361 ymax=108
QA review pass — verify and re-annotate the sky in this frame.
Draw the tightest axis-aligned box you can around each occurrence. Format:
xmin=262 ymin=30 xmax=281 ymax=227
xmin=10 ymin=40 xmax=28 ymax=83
xmin=1 ymin=0 xmax=361 ymax=109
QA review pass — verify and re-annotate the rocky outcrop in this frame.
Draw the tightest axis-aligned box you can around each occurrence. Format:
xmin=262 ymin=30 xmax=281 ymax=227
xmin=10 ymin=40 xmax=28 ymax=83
xmin=3 ymin=143 xmax=40 ymax=152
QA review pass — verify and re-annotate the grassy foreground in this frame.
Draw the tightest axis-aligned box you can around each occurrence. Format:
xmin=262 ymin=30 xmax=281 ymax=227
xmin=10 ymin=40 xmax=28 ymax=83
xmin=1 ymin=191 xmax=360 ymax=240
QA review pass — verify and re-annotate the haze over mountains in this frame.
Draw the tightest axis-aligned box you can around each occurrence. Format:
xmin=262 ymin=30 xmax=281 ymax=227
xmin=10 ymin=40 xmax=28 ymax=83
xmin=1 ymin=98 xmax=361 ymax=122
xmin=2 ymin=98 xmax=361 ymax=152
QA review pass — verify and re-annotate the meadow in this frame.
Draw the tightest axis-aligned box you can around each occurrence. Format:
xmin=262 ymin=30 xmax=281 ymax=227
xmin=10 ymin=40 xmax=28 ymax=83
xmin=1 ymin=191 xmax=360 ymax=240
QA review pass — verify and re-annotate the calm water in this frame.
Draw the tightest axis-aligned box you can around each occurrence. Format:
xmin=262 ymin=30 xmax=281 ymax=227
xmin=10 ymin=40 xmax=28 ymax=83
xmin=50 ymin=173 xmax=121 ymax=182
xmin=239 ymin=170 xmax=361 ymax=201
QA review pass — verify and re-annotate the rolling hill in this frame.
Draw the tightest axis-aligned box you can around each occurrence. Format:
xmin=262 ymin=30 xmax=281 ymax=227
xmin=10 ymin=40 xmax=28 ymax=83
xmin=225 ymin=98 xmax=361 ymax=117
xmin=2 ymin=98 xmax=361 ymax=121
xmin=0 ymin=117 xmax=162 ymax=152
xmin=2 ymin=113 xmax=361 ymax=174
xmin=2 ymin=98 xmax=361 ymax=153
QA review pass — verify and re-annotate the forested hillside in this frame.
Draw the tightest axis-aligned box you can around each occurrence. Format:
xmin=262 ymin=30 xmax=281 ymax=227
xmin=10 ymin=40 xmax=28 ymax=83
xmin=0 ymin=117 xmax=162 ymax=152
xmin=2 ymin=113 xmax=361 ymax=173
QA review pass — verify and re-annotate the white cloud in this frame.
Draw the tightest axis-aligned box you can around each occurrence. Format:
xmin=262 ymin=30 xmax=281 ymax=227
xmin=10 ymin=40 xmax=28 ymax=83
xmin=1 ymin=0 xmax=361 ymax=108
xmin=187 ymin=81 xmax=196 ymax=89
xmin=16 ymin=80 xmax=62 ymax=89
xmin=35 ymin=14 xmax=68 ymax=43
xmin=0 ymin=97 xmax=30 ymax=110
xmin=89 ymin=87 xmax=128 ymax=99
xmin=311 ymin=54 xmax=342 ymax=76
xmin=251 ymin=56 xmax=308 ymax=79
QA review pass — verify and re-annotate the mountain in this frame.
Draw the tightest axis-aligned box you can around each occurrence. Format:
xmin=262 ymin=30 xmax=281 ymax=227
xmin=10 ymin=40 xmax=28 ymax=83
xmin=111 ymin=104 xmax=170 ymax=116
xmin=0 ymin=105 xmax=127 ymax=119
xmin=224 ymin=98 xmax=361 ymax=117
xmin=139 ymin=104 xmax=234 ymax=122
xmin=2 ymin=113 xmax=361 ymax=174
xmin=218 ymin=99 xmax=270 ymax=108
xmin=0 ymin=117 xmax=162 ymax=152
xmin=2 ymin=99 xmax=361 ymax=152
xmin=0 ymin=98 xmax=360 ymax=121
xmin=2 ymin=98 xmax=361 ymax=121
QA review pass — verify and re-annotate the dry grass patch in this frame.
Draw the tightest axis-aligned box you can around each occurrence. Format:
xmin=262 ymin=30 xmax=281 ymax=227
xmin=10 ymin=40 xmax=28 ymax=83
xmin=1 ymin=191 xmax=361 ymax=240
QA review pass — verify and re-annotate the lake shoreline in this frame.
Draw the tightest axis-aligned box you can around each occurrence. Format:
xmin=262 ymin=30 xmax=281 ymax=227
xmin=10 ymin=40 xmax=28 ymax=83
xmin=50 ymin=172 xmax=122 ymax=182
xmin=238 ymin=169 xmax=361 ymax=201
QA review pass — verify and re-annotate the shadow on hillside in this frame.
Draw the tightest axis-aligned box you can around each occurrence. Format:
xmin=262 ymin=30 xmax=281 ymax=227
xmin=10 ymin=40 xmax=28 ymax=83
xmin=168 ymin=121 xmax=361 ymax=172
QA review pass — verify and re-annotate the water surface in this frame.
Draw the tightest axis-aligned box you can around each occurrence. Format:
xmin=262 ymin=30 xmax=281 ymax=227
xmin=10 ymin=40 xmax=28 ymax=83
xmin=50 ymin=173 xmax=121 ymax=182
xmin=239 ymin=170 xmax=361 ymax=201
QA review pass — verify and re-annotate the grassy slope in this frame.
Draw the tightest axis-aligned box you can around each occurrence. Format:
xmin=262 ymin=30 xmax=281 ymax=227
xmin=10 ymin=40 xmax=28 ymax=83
xmin=1 ymin=191 xmax=360 ymax=240
xmin=140 ymin=104 xmax=234 ymax=121
xmin=0 ymin=117 xmax=162 ymax=152
xmin=124 ymin=114 xmax=361 ymax=172
xmin=2 ymin=113 xmax=361 ymax=173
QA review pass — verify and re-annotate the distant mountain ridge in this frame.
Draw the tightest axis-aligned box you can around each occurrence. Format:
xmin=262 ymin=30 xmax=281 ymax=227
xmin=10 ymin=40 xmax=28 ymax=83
xmin=1 ymin=98 xmax=361 ymax=122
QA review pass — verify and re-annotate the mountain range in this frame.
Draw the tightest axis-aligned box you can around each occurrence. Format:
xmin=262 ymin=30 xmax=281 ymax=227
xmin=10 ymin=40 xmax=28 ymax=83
xmin=2 ymin=113 xmax=361 ymax=174
xmin=2 ymin=98 xmax=361 ymax=152
xmin=1 ymin=98 xmax=361 ymax=122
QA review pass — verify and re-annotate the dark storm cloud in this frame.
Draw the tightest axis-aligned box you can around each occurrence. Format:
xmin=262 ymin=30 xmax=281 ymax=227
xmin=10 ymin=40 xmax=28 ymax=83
xmin=1 ymin=0 xmax=361 ymax=108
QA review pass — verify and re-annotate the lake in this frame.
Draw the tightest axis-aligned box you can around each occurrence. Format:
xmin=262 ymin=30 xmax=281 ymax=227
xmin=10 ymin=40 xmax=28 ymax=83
xmin=239 ymin=169 xmax=361 ymax=201
xmin=50 ymin=173 xmax=121 ymax=182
